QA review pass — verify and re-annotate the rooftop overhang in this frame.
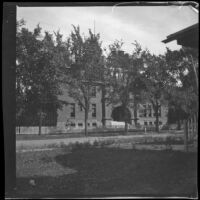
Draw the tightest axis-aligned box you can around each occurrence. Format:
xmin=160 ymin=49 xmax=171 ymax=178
xmin=162 ymin=23 xmax=199 ymax=49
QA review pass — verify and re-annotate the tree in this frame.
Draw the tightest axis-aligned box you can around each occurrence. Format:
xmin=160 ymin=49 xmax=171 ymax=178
xmin=167 ymin=101 xmax=189 ymax=130
xmin=164 ymin=47 xmax=198 ymax=150
xmin=129 ymin=42 xmax=147 ymax=126
xmin=16 ymin=20 xmax=67 ymax=134
xmin=142 ymin=52 xmax=177 ymax=132
xmin=62 ymin=26 xmax=104 ymax=136
xmin=165 ymin=48 xmax=198 ymax=118
xmin=106 ymin=41 xmax=147 ymax=133
xmin=164 ymin=47 xmax=198 ymax=151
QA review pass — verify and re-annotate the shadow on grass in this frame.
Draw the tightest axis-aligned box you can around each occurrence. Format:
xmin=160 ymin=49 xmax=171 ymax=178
xmin=16 ymin=148 xmax=197 ymax=198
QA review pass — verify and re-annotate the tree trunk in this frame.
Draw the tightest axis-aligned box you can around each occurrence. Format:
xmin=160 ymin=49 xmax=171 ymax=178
xmin=133 ymin=96 xmax=138 ymax=126
xmin=192 ymin=116 xmax=195 ymax=141
xmin=101 ymin=85 xmax=106 ymax=127
xmin=188 ymin=119 xmax=191 ymax=142
xmin=155 ymin=101 xmax=159 ymax=133
xmin=125 ymin=121 xmax=128 ymax=134
xmin=85 ymin=108 xmax=88 ymax=137
xmin=194 ymin=113 xmax=197 ymax=138
xmin=184 ymin=119 xmax=188 ymax=152
xmin=123 ymin=104 xmax=128 ymax=134
xmin=176 ymin=119 xmax=181 ymax=130
xmin=133 ymin=109 xmax=138 ymax=126
xmin=155 ymin=115 xmax=159 ymax=133
xmin=196 ymin=112 xmax=198 ymax=138
xmin=38 ymin=111 xmax=42 ymax=135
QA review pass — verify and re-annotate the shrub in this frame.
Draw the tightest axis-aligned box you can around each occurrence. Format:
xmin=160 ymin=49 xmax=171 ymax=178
xmin=154 ymin=137 xmax=164 ymax=144
xmin=165 ymin=144 xmax=173 ymax=151
xmin=165 ymin=136 xmax=174 ymax=144
xmin=60 ymin=142 xmax=67 ymax=148
xmin=61 ymin=142 xmax=73 ymax=152
xmin=82 ymin=141 xmax=93 ymax=149
xmin=71 ymin=142 xmax=83 ymax=151
xmin=93 ymin=140 xmax=100 ymax=147
xmin=161 ymin=124 xmax=170 ymax=131
xmin=131 ymin=143 xmax=137 ymax=150
xmin=69 ymin=141 xmax=94 ymax=152
xmin=46 ymin=143 xmax=59 ymax=148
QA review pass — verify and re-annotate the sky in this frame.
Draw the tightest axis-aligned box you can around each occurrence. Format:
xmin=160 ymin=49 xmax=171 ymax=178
xmin=17 ymin=6 xmax=198 ymax=55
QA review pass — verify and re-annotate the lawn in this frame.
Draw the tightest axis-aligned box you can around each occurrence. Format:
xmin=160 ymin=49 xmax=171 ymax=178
xmin=15 ymin=147 xmax=197 ymax=198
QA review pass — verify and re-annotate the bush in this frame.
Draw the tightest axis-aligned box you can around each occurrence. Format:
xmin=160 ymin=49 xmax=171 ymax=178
xmin=165 ymin=136 xmax=173 ymax=143
xmin=46 ymin=143 xmax=60 ymax=148
xmin=131 ymin=143 xmax=137 ymax=150
xmin=69 ymin=141 xmax=95 ymax=152
xmin=60 ymin=142 xmax=67 ymax=148
xmin=93 ymin=140 xmax=100 ymax=147
xmin=165 ymin=144 xmax=173 ymax=151
xmin=146 ymin=126 xmax=156 ymax=132
xmin=99 ymin=140 xmax=115 ymax=148
xmin=161 ymin=124 xmax=170 ymax=131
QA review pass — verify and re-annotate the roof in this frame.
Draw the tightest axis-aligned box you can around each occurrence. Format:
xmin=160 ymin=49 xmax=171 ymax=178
xmin=162 ymin=23 xmax=199 ymax=48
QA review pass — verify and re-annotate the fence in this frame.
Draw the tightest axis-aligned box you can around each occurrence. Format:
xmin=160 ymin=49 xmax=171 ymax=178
xmin=184 ymin=114 xmax=198 ymax=151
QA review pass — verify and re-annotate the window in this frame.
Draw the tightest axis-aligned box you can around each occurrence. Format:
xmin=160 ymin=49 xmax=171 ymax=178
xmin=149 ymin=121 xmax=152 ymax=125
xmin=70 ymin=103 xmax=75 ymax=118
xmin=144 ymin=121 xmax=147 ymax=126
xmin=92 ymin=104 xmax=96 ymax=118
xmin=71 ymin=122 xmax=76 ymax=127
xmin=92 ymin=122 xmax=97 ymax=127
xmin=91 ymin=86 xmax=96 ymax=97
xmin=88 ymin=123 xmax=90 ymax=126
xmin=78 ymin=103 xmax=83 ymax=111
xmin=78 ymin=123 xmax=83 ymax=127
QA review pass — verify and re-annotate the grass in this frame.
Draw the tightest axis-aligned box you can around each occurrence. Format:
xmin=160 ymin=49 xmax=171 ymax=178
xmin=14 ymin=145 xmax=197 ymax=198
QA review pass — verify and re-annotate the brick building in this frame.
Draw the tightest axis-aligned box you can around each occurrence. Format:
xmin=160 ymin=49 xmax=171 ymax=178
xmin=15 ymin=83 xmax=168 ymax=135
xmin=56 ymin=85 xmax=168 ymax=132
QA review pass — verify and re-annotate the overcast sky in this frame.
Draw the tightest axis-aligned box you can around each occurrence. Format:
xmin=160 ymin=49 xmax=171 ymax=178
xmin=17 ymin=6 xmax=198 ymax=55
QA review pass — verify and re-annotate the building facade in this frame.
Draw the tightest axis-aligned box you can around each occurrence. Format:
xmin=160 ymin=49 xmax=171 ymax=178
xmin=56 ymin=86 xmax=168 ymax=131
xmin=16 ymin=85 xmax=168 ymax=134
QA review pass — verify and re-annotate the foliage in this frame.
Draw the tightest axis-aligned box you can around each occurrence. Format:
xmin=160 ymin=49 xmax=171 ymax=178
xmin=62 ymin=26 xmax=104 ymax=136
xmin=142 ymin=52 xmax=177 ymax=132
xmin=164 ymin=48 xmax=198 ymax=117
xmin=16 ymin=19 xmax=198 ymax=137
xmin=16 ymin=20 xmax=68 ymax=128
xmin=106 ymin=40 xmax=147 ymax=132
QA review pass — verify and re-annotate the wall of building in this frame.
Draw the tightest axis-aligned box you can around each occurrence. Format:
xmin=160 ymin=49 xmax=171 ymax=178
xmin=57 ymin=86 xmax=103 ymax=129
xmin=56 ymin=87 xmax=168 ymax=129
xmin=137 ymin=105 xmax=168 ymax=127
